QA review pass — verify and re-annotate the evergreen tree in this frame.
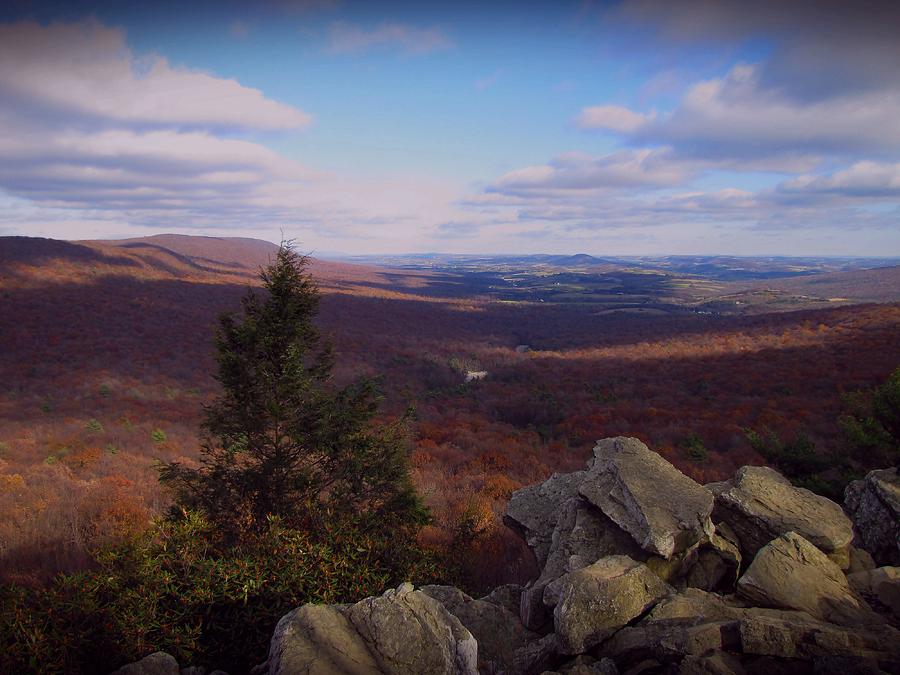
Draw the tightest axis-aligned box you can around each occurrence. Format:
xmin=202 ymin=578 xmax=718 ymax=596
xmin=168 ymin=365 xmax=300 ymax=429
xmin=160 ymin=243 xmax=427 ymax=541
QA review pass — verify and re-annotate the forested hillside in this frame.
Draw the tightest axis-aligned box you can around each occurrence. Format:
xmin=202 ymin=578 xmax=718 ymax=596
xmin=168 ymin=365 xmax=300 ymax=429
xmin=1 ymin=235 xmax=898 ymax=587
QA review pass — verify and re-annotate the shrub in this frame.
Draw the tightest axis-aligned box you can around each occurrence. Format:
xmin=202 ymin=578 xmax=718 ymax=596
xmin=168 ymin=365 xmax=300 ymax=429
xmin=150 ymin=429 xmax=167 ymax=444
xmin=839 ymin=366 xmax=900 ymax=468
xmin=745 ymin=427 xmax=826 ymax=479
xmin=0 ymin=512 xmax=446 ymax=674
xmin=681 ymin=432 xmax=709 ymax=463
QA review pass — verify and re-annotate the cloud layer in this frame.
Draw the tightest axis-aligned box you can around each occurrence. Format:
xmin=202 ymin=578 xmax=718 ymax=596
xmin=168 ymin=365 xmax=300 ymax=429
xmin=463 ymin=0 xmax=900 ymax=251
xmin=327 ymin=21 xmax=452 ymax=55
xmin=0 ymin=20 xmax=474 ymax=249
xmin=0 ymin=21 xmax=311 ymax=131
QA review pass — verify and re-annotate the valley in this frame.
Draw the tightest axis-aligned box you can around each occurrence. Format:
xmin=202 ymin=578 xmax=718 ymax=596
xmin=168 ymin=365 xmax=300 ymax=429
xmin=1 ymin=235 xmax=899 ymax=588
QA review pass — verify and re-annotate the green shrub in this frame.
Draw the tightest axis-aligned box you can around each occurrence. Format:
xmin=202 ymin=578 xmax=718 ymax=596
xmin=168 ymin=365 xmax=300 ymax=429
xmin=0 ymin=512 xmax=445 ymax=675
xmin=85 ymin=419 xmax=104 ymax=433
xmin=150 ymin=429 xmax=167 ymax=444
xmin=839 ymin=366 xmax=900 ymax=468
xmin=745 ymin=427 xmax=825 ymax=478
xmin=681 ymin=433 xmax=709 ymax=463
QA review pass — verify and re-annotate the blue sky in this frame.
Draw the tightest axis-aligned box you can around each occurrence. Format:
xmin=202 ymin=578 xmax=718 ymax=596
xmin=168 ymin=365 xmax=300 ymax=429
xmin=0 ymin=0 xmax=898 ymax=255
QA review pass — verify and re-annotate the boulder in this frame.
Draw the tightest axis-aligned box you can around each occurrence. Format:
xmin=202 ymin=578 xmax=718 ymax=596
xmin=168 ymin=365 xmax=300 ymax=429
xmin=557 ymin=656 xmax=619 ymax=674
xmin=844 ymin=468 xmax=900 ymax=566
xmin=520 ymin=496 xmax=647 ymax=630
xmin=847 ymin=567 xmax=900 ymax=619
xmin=112 ymin=652 xmax=181 ymax=675
xmin=735 ymin=608 xmax=897 ymax=663
xmin=505 ymin=471 xmax=587 ymax=567
xmin=736 ymin=532 xmax=876 ymax=626
xmin=712 ymin=466 xmax=853 ymax=565
xmin=604 ymin=588 xmax=900 ymax=670
xmin=266 ymin=583 xmax=477 ymax=675
xmin=811 ymin=655 xmax=891 ymax=674
xmin=684 ymin=527 xmax=741 ymax=593
xmin=552 ymin=555 xmax=671 ymax=654
xmin=678 ymin=651 xmax=745 ymax=674
xmin=541 ymin=497 xmax=646 ymax=587
xmin=480 ymin=583 xmax=525 ymax=615
xmin=513 ymin=633 xmax=559 ymax=675
xmin=603 ymin=618 xmax=735 ymax=664
xmin=848 ymin=546 xmax=877 ymax=574
xmin=421 ymin=585 xmax=537 ymax=674
xmin=578 ymin=437 xmax=714 ymax=559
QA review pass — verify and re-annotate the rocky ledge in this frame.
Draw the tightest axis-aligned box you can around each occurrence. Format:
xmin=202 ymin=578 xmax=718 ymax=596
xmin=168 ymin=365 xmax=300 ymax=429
xmin=117 ymin=437 xmax=900 ymax=675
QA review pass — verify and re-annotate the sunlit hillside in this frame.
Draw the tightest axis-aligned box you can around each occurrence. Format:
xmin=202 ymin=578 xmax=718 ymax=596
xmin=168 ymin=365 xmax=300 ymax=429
xmin=2 ymin=235 xmax=898 ymax=587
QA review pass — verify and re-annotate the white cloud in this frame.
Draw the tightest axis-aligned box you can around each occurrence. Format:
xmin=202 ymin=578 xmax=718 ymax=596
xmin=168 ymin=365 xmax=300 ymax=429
xmin=326 ymin=21 xmax=452 ymax=55
xmin=575 ymin=105 xmax=655 ymax=133
xmin=778 ymin=161 xmax=900 ymax=198
xmin=640 ymin=64 xmax=900 ymax=157
xmin=0 ymin=21 xmax=311 ymax=131
xmin=0 ymin=20 xmax=483 ymax=250
xmin=576 ymin=64 xmax=900 ymax=164
xmin=489 ymin=149 xmax=694 ymax=196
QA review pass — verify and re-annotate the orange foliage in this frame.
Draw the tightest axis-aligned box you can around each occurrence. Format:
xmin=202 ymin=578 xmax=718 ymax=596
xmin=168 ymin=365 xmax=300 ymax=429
xmin=1 ymin=237 xmax=899 ymax=585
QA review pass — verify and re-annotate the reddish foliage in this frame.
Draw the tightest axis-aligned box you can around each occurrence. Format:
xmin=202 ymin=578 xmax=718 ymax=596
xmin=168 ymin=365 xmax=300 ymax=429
xmin=1 ymin=236 xmax=899 ymax=585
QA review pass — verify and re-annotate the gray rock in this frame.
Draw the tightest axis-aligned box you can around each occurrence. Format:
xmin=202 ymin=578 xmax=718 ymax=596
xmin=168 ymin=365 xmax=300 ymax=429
xmin=848 ymin=546 xmax=878 ymax=574
xmin=480 ymin=583 xmax=525 ymax=615
xmin=555 ymin=656 xmax=620 ymax=675
xmin=579 ymin=437 xmax=714 ymax=559
xmin=604 ymin=619 xmax=735 ymax=664
xmin=678 ymin=651 xmax=746 ymax=674
xmin=553 ymin=555 xmax=671 ymax=654
xmin=736 ymin=609 xmax=895 ymax=661
xmin=112 ymin=652 xmax=181 ymax=675
xmin=520 ymin=496 xmax=647 ymax=630
xmin=513 ymin=633 xmax=559 ymax=675
xmin=684 ymin=527 xmax=741 ymax=593
xmin=844 ymin=468 xmax=900 ymax=567
xmin=847 ymin=566 xmax=900 ymax=619
xmin=737 ymin=532 xmax=877 ymax=626
xmin=606 ymin=587 xmax=900 ymax=669
xmin=713 ymin=466 xmax=853 ymax=565
xmin=812 ymin=655 xmax=891 ymax=674
xmin=541 ymin=497 xmax=646 ymax=589
xmin=266 ymin=583 xmax=477 ymax=675
xmin=421 ymin=584 xmax=537 ymax=674
xmin=505 ymin=471 xmax=587 ymax=568
xmin=520 ymin=580 xmax=553 ymax=632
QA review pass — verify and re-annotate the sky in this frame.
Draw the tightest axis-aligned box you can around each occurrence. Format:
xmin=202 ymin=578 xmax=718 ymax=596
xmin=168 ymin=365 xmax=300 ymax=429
xmin=0 ymin=0 xmax=898 ymax=256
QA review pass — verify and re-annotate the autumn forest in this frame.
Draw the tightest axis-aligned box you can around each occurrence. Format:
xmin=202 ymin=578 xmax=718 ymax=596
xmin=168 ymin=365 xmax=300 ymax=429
xmin=1 ymin=234 xmax=899 ymax=590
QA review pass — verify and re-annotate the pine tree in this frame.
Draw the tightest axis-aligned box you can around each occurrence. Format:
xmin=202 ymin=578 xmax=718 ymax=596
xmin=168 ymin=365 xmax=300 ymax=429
xmin=160 ymin=243 xmax=427 ymax=541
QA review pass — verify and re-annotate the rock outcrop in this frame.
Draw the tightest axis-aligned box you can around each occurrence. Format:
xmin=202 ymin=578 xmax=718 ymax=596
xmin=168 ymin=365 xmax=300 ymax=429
xmin=848 ymin=566 xmax=900 ymax=619
xmin=111 ymin=652 xmax=181 ymax=675
xmin=112 ymin=438 xmax=900 ymax=675
xmin=265 ymin=582 xmax=477 ymax=675
xmin=552 ymin=555 xmax=671 ymax=654
xmin=421 ymin=585 xmax=537 ymax=673
xmin=578 ymin=437 xmax=714 ymax=559
xmin=710 ymin=465 xmax=854 ymax=566
xmin=736 ymin=531 xmax=878 ymax=626
xmin=845 ymin=468 xmax=900 ymax=566
xmin=504 ymin=471 xmax=587 ymax=569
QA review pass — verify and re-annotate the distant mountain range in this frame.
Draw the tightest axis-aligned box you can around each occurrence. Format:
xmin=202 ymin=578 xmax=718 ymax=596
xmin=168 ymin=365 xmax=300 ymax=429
xmin=331 ymin=251 xmax=900 ymax=281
